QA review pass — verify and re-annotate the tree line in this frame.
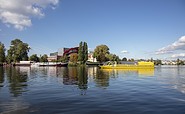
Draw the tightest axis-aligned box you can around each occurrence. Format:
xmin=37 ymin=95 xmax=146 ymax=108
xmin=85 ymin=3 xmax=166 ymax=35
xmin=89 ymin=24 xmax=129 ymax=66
xmin=1 ymin=39 xmax=184 ymax=66
xmin=0 ymin=39 xmax=48 ymax=64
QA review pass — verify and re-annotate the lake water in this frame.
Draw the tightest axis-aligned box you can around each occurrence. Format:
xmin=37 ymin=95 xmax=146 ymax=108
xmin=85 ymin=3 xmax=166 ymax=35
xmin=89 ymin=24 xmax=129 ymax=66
xmin=0 ymin=66 xmax=185 ymax=114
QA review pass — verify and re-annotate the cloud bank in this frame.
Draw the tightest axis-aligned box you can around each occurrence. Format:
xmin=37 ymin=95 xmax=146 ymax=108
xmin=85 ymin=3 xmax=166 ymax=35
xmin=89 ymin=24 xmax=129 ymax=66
xmin=171 ymin=53 xmax=185 ymax=58
xmin=156 ymin=36 xmax=185 ymax=55
xmin=0 ymin=0 xmax=59 ymax=30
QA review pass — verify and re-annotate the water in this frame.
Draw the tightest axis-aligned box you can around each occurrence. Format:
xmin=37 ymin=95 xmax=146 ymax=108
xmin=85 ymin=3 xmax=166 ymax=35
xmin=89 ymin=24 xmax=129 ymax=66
xmin=0 ymin=66 xmax=185 ymax=114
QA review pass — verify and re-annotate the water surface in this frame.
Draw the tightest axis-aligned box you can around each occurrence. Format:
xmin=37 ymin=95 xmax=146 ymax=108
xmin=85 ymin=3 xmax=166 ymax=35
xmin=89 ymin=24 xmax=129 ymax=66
xmin=0 ymin=66 xmax=185 ymax=114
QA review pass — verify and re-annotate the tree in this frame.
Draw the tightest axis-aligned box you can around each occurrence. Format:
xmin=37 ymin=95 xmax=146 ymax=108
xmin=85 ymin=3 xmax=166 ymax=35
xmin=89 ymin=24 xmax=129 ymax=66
xmin=58 ymin=55 xmax=68 ymax=62
xmin=93 ymin=45 xmax=109 ymax=62
xmin=70 ymin=53 xmax=78 ymax=63
xmin=0 ymin=42 xmax=6 ymax=64
xmin=29 ymin=54 xmax=39 ymax=62
xmin=177 ymin=58 xmax=184 ymax=65
xmin=154 ymin=59 xmax=162 ymax=65
xmin=78 ymin=41 xmax=83 ymax=63
xmin=128 ymin=58 xmax=135 ymax=62
xmin=150 ymin=57 xmax=153 ymax=62
xmin=114 ymin=55 xmax=120 ymax=62
xmin=6 ymin=49 xmax=13 ymax=63
xmin=83 ymin=42 xmax=88 ymax=63
xmin=78 ymin=41 xmax=88 ymax=64
xmin=7 ymin=39 xmax=30 ymax=63
xmin=122 ymin=57 xmax=127 ymax=61
xmin=106 ymin=54 xmax=113 ymax=61
xmin=40 ymin=54 xmax=48 ymax=62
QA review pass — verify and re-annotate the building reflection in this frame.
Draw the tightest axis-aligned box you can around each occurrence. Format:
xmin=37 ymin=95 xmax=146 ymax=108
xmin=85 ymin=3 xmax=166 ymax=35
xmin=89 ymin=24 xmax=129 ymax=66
xmin=5 ymin=67 xmax=29 ymax=97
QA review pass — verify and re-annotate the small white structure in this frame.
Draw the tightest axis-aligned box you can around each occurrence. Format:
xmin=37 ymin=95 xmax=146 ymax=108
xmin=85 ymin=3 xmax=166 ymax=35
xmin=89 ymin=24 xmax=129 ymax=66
xmin=20 ymin=61 xmax=31 ymax=64
xmin=88 ymin=53 xmax=97 ymax=62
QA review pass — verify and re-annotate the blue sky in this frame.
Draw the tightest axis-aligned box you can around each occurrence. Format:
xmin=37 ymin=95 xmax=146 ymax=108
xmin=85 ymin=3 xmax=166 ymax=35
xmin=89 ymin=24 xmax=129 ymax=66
xmin=0 ymin=0 xmax=185 ymax=60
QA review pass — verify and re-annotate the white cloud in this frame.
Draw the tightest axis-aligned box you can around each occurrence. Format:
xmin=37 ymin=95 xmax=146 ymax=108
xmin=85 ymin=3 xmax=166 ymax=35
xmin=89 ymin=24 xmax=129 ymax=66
xmin=156 ymin=35 xmax=185 ymax=54
xmin=121 ymin=50 xmax=129 ymax=54
xmin=171 ymin=53 xmax=185 ymax=58
xmin=0 ymin=0 xmax=59 ymax=30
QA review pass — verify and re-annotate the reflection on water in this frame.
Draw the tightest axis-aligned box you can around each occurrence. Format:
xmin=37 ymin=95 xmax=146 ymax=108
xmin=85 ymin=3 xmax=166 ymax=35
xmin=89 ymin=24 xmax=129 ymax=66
xmin=5 ymin=67 xmax=29 ymax=97
xmin=1 ymin=66 xmax=184 ymax=95
xmin=63 ymin=67 xmax=78 ymax=85
xmin=0 ymin=67 xmax=4 ymax=87
xmin=155 ymin=66 xmax=185 ymax=94
xmin=1 ymin=66 xmax=185 ymax=95
xmin=77 ymin=66 xmax=88 ymax=90
xmin=101 ymin=69 xmax=154 ymax=77
xmin=1 ymin=66 xmax=185 ymax=113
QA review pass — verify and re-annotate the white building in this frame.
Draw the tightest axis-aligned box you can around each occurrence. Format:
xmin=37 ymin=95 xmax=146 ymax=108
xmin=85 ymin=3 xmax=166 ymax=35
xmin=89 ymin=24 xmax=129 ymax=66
xmin=87 ymin=52 xmax=97 ymax=62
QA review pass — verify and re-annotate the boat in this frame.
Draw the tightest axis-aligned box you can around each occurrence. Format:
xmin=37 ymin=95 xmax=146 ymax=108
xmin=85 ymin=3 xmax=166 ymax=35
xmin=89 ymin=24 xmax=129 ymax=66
xmin=57 ymin=62 xmax=68 ymax=67
xmin=39 ymin=62 xmax=68 ymax=67
xmin=13 ymin=61 xmax=31 ymax=66
xmin=86 ymin=61 xmax=103 ymax=66
xmin=100 ymin=61 xmax=154 ymax=69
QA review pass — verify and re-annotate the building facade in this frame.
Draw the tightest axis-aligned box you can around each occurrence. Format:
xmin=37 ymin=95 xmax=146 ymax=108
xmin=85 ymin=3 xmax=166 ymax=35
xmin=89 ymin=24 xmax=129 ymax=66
xmin=47 ymin=47 xmax=79 ymax=62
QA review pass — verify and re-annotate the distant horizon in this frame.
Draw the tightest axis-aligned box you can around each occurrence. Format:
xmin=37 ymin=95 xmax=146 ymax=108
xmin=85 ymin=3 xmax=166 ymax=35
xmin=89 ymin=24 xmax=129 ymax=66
xmin=1 ymin=0 xmax=185 ymax=60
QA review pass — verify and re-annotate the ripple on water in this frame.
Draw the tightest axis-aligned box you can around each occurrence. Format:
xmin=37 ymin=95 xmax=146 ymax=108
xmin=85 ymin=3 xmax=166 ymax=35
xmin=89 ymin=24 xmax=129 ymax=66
xmin=1 ymin=66 xmax=185 ymax=114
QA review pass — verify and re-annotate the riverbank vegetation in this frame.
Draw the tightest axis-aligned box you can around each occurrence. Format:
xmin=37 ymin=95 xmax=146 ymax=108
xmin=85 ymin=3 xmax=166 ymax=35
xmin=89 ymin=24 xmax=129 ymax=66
xmin=0 ymin=42 xmax=6 ymax=65
xmin=6 ymin=39 xmax=30 ymax=63
xmin=0 ymin=39 xmax=185 ymax=66
xmin=93 ymin=45 xmax=119 ymax=63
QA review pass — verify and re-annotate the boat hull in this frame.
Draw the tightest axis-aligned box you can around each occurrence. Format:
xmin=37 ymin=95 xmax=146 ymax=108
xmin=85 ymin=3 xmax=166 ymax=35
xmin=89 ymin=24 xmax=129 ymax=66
xmin=86 ymin=61 xmax=103 ymax=66
xmin=39 ymin=63 xmax=68 ymax=67
xmin=13 ymin=63 xmax=31 ymax=66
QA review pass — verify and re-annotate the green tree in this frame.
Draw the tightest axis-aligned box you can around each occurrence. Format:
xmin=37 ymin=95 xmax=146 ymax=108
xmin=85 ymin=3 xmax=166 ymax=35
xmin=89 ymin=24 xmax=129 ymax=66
xmin=128 ymin=58 xmax=135 ymax=62
xmin=122 ymin=57 xmax=127 ymax=61
xmin=7 ymin=39 xmax=30 ymax=63
xmin=78 ymin=41 xmax=88 ymax=64
xmin=177 ymin=58 xmax=180 ymax=65
xmin=83 ymin=42 xmax=88 ymax=63
xmin=154 ymin=59 xmax=162 ymax=65
xmin=93 ymin=45 xmax=109 ymax=62
xmin=58 ymin=55 xmax=68 ymax=62
xmin=40 ymin=54 xmax=48 ymax=62
xmin=150 ymin=58 xmax=153 ymax=62
xmin=78 ymin=41 xmax=83 ymax=63
xmin=0 ymin=42 xmax=6 ymax=64
xmin=29 ymin=54 xmax=40 ymax=62
xmin=177 ymin=58 xmax=184 ymax=65
xmin=106 ymin=54 xmax=120 ymax=61
xmin=6 ymin=49 xmax=13 ymax=63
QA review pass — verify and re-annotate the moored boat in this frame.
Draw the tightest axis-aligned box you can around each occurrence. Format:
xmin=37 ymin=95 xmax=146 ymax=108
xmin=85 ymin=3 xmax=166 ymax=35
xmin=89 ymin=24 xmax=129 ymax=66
xmin=100 ymin=61 xmax=154 ymax=69
xmin=86 ymin=61 xmax=103 ymax=66
xmin=39 ymin=62 xmax=68 ymax=67
xmin=13 ymin=61 xmax=31 ymax=66
xmin=57 ymin=62 xmax=68 ymax=67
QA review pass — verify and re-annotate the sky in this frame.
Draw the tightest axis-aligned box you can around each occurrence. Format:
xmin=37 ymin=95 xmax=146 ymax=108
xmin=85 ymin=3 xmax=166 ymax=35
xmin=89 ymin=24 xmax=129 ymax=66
xmin=0 ymin=0 xmax=185 ymax=60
